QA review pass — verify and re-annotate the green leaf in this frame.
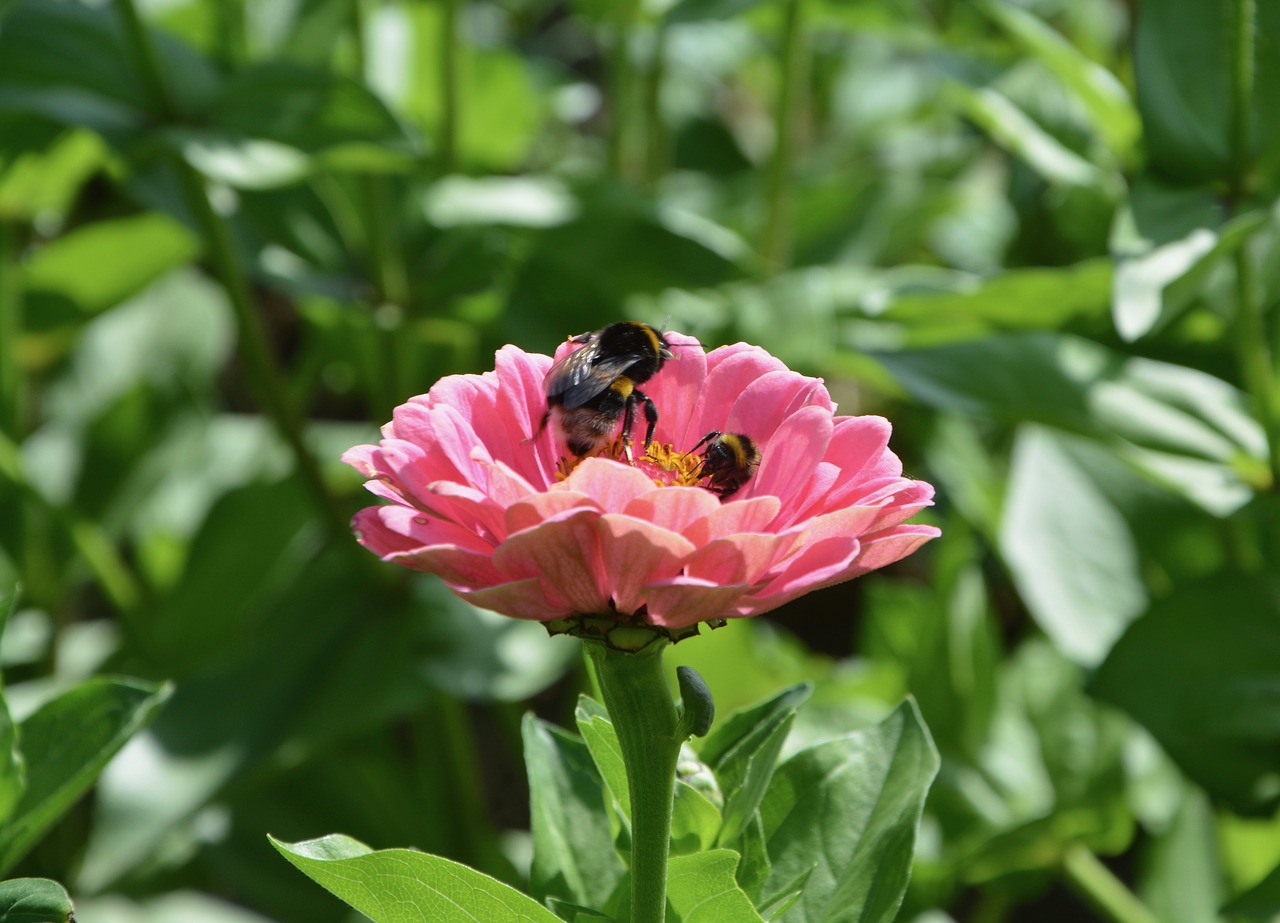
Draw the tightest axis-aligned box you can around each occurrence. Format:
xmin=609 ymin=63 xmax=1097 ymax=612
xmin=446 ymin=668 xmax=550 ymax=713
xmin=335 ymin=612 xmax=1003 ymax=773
xmin=999 ymin=427 xmax=1146 ymax=666
xmin=1225 ymin=860 xmax=1280 ymax=920
xmin=664 ymin=850 xmax=766 ymax=922
xmin=880 ymin=259 xmax=1113 ymax=343
xmin=271 ymin=834 xmax=563 ymax=923
xmin=0 ymin=588 xmax=23 ymax=825
xmin=0 ymin=677 xmax=170 ymax=874
xmin=1137 ymin=793 xmax=1224 ymax=923
xmin=759 ymin=699 xmax=939 ymax=923
xmin=1092 ymin=572 xmax=1280 ymax=815
xmin=23 ymin=213 xmax=200 ymax=329
xmin=0 ymin=878 xmax=74 ymax=923
xmin=874 ymin=332 xmax=1267 ymax=513
xmin=0 ymin=127 xmax=105 ymax=222
xmin=701 ymin=681 xmax=808 ymax=844
xmin=201 ymin=62 xmax=417 ymax=168
xmin=1113 ymin=209 xmax=1270 ymax=341
xmin=699 ymin=683 xmax=811 ymax=848
xmin=946 ymin=82 xmax=1112 ymax=190
xmin=522 ymin=714 xmax=624 ymax=911
xmin=979 ymin=0 xmax=1139 ymax=161
xmin=576 ymin=695 xmax=631 ymax=821
xmin=423 ymin=176 xmax=579 ymax=229
xmin=669 ymin=781 xmax=722 ymax=856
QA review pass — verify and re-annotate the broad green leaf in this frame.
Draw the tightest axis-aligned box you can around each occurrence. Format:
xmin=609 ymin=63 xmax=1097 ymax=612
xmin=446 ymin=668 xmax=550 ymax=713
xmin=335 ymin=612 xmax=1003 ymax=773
xmin=1113 ymin=209 xmax=1270 ymax=341
xmin=522 ymin=714 xmax=624 ymax=911
xmin=946 ymin=82 xmax=1111 ymax=190
xmin=1133 ymin=0 xmax=1280 ymax=184
xmin=1092 ymin=572 xmax=1280 ymax=815
xmin=576 ymin=695 xmax=630 ymax=821
xmin=880 ymin=258 xmax=1113 ymax=343
xmin=23 ymin=214 xmax=200 ymax=329
xmin=1137 ymin=793 xmax=1223 ymax=923
xmin=0 ymin=128 xmax=104 ymax=222
xmin=1225 ymin=861 xmax=1280 ymax=920
xmin=0 ymin=588 xmax=23 ymax=824
xmin=0 ymin=677 xmax=170 ymax=874
xmin=874 ymin=332 xmax=1267 ymax=513
xmin=999 ymin=427 xmax=1146 ymax=666
xmin=271 ymin=834 xmax=563 ymax=923
xmin=669 ymin=781 xmax=722 ymax=856
xmin=171 ymin=132 xmax=311 ymax=189
xmin=0 ymin=1 xmax=217 ymax=133
xmin=665 ymin=850 xmax=766 ymax=923
xmin=0 ymin=878 xmax=74 ymax=923
xmin=423 ymin=176 xmax=579 ymax=229
xmin=202 ymin=62 xmax=418 ymax=167
xmin=979 ymin=0 xmax=1139 ymax=161
xmin=759 ymin=699 xmax=939 ymax=923
xmin=698 ymin=683 xmax=811 ymax=848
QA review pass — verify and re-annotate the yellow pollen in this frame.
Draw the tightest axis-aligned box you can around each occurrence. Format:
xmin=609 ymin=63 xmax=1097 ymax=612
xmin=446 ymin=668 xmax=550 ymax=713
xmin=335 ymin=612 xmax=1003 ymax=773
xmin=554 ymin=440 xmax=710 ymax=489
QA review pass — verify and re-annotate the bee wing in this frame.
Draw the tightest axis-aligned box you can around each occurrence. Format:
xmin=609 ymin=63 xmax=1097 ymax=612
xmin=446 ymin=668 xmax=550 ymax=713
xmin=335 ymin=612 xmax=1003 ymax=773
xmin=544 ymin=347 xmax=647 ymax=409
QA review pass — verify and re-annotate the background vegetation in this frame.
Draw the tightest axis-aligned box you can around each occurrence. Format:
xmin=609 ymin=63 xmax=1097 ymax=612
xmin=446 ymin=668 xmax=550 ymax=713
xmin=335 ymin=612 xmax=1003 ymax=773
xmin=1 ymin=0 xmax=1279 ymax=920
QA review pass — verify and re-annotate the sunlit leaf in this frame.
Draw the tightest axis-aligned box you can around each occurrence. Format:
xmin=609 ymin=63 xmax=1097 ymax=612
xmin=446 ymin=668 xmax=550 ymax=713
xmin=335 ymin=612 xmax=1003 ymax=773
xmin=271 ymin=834 xmax=563 ymax=923
xmin=0 ymin=678 xmax=170 ymax=875
xmin=0 ymin=877 xmax=74 ymax=923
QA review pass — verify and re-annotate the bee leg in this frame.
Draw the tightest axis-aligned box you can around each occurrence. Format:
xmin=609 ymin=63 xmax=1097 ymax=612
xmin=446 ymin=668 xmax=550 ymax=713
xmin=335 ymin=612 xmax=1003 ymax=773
xmin=638 ymin=390 xmax=659 ymax=450
xmin=690 ymin=431 xmax=721 ymax=453
xmin=620 ymin=394 xmax=638 ymax=464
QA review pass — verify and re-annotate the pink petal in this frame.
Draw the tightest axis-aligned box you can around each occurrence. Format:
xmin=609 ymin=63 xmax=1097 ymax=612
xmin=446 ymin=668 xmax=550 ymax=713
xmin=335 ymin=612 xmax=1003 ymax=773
xmin=751 ymin=405 xmax=833 ymax=510
xmin=686 ymin=347 xmax=789 ymax=443
xmin=597 ymin=514 xmax=696 ymax=614
xmin=506 ymin=490 xmax=595 ymax=534
xmin=624 ymin=485 xmax=722 ymax=534
xmin=735 ymin=536 xmax=862 ymax=617
xmin=492 ymin=509 xmax=609 ymax=613
xmin=644 ymin=331 xmax=708 ymax=449
xmin=843 ymin=525 xmax=940 ymax=578
xmin=723 ymin=370 xmax=832 ymax=447
xmin=458 ymin=577 xmax=571 ymax=620
xmin=683 ymin=532 xmax=787 ymax=586
xmin=642 ymin=578 xmax=752 ymax=630
xmin=560 ymin=458 xmax=658 ymax=511
xmin=684 ymin=495 xmax=782 ymax=545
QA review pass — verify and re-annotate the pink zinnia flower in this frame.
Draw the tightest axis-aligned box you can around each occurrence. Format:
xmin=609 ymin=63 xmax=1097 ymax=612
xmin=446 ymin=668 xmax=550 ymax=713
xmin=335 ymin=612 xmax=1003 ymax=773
xmin=342 ymin=332 xmax=939 ymax=641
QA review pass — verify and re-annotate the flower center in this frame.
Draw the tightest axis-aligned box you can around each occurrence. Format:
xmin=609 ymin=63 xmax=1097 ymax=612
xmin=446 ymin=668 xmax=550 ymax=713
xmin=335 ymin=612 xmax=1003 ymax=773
xmin=556 ymin=439 xmax=708 ymax=489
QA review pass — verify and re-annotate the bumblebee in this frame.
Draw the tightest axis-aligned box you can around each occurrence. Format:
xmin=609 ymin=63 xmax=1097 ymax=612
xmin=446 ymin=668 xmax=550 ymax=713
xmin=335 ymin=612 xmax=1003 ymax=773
xmin=540 ymin=322 xmax=673 ymax=460
xmin=691 ymin=431 xmax=761 ymax=498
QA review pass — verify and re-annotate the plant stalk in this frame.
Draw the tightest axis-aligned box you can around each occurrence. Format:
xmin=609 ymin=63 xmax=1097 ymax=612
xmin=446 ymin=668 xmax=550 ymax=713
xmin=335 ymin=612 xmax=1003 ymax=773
xmin=441 ymin=0 xmax=462 ymax=175
xmin=115 ymin=0 xmax=350 ymax=541
xmin=608 ymin=0 xmax=643 ymax=182
xmin=585 ymin=641 xmax=681 ymax=923
xmin=761 ymin=0 xmax=806 ymax=275
xmin=1061 ymin=844 xmax=1160 ymax=923
xmin=1226 ymin=0 xmax=1280 ymax=494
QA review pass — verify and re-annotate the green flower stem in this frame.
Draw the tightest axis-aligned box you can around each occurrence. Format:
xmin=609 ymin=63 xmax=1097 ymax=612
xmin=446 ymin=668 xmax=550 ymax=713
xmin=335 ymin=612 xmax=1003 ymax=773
xmin=608 ymin=0 xmax=643 ymax=182
xmin=440 ymin=0 xmax=463 ymax=175
xmin=761 ymin=0 xmax=806 ymax=275
xmin=586 ymin=640 xmax=682 ymax=923
xmin=1226 ymin=0 xmax=1280 ymax=495
xmin=0 ymin=222 xmax=19 ymax=438
xmin=1061 ymin=843 xmax=1160 ymax=923
xmin=115 ymin=0 xmax=349 ymax=542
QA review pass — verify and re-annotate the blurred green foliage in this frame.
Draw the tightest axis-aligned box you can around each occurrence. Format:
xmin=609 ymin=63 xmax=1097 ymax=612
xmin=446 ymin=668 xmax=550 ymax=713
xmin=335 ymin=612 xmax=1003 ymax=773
xmin=1 ymin=0 xmax=1279 ymax=920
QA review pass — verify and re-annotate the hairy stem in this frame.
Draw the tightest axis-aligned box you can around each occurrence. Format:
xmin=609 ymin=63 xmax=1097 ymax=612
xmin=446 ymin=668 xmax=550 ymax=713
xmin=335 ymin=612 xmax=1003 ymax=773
xmin=586 ymin=641 xmax=681 ymax=923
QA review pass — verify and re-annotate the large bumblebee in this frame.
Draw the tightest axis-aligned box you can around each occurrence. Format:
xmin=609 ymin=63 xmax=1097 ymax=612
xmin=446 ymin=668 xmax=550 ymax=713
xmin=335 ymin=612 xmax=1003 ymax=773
xmin=691 ymin=431 xmax=761 ymax=498
xmin=541 ymin=322 xmax=674 ymax=460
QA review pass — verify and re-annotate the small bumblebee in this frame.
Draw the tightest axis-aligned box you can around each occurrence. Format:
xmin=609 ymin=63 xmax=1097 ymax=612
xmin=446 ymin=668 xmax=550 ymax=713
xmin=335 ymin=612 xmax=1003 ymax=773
xmin=691 ymin=431 xmax=761 ymax=499
xmin=540 ymin=321 xmax=674 ymax=460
